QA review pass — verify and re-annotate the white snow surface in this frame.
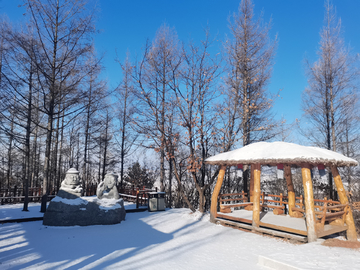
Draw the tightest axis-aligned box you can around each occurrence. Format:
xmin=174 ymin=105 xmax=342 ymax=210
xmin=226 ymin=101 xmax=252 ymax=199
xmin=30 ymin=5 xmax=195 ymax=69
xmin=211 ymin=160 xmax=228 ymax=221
xmin=206 ymin=141 xmax=358 ymax=166
xmin=0 ymin=203 xmax=45 ymax=220
xmin=83 ymin=197 xmax=124 ymax=211
xmin=0 ymin=205 xmax=359 ymax=269
xmin=44 ymin=196 xmax=124 ymax=211
xmin=51 ymin=196 xmax=89 ymax=206
xmin=0 ymin=202 xmax=134 ymax=221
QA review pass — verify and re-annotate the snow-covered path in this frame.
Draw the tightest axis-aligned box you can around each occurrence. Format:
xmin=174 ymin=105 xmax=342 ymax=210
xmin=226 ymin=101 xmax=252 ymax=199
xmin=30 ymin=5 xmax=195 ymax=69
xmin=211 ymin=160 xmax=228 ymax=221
xmin=0 ymin=205 xmax=359 ymax=269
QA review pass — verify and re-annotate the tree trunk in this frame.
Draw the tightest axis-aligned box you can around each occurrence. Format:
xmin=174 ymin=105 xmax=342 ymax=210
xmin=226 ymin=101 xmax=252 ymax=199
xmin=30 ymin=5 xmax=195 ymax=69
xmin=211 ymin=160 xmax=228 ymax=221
xmin=168 ymin=158 xmax=172 ymax=207
xmin=23 ymin=59 xmax=35 ymax=212
xmin=6 ymin=107 xmax=14 ymax=189
xmin=210 ymin=165 xmax=226 ymax=223
xmin=172 ymin=158 xmax=195 ymax=212
xmin=43 ymin=103 xmax=54 ymax=196
xmin=51 ymin=104 xmax=61 ymax=193
xmin=41 ymin=110 xmax=54 ymax=212
xmin=82 ymin=101 xmax=91 ymax=192
xmin=101 ymin=112 xmax=109 ymax=181
xmin=57 ymin=110 xmax=65 ymax=191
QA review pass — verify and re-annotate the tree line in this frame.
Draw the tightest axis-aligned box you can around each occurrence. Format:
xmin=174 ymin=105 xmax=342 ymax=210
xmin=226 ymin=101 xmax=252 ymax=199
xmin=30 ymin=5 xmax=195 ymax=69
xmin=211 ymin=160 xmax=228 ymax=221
xmin=0 ymin=0 xmax=359 ymax=213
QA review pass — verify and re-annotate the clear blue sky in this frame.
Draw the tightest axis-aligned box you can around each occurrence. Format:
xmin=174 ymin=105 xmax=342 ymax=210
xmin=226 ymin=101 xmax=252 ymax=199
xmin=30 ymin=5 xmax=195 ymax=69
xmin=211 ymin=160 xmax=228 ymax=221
xmin=2 ymin=0 xmax=360 ymax=130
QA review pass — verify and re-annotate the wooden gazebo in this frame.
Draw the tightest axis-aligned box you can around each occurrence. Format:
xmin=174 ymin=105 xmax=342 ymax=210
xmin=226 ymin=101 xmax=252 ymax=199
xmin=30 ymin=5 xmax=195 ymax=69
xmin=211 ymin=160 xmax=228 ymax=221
xmin=206 ymin=142 xmax=358 ymax=243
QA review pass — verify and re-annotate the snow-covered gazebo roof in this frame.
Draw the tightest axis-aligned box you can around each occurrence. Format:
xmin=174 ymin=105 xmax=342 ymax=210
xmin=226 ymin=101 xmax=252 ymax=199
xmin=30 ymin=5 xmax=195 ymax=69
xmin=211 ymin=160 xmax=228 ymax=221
xmin=205 ymin=141 xmax=358 ymax=167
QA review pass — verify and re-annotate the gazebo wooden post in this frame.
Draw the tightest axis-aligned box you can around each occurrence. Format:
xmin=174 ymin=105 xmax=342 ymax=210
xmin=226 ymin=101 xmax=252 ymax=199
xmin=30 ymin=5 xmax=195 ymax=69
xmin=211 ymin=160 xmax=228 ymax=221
xmin=249 ymin=165 xmax=254 ymax=202
xmin=301 ymin=163 xmax=317 ymax=242
xmin=210 ymin=165 xmax=227 ymax=223
xmin=331 ymin=166 xmax=358 ymax=241
xmin=252 ymin=163 xmax=261 ymax=230
xmin=284 ymin=164 xmax=296 ymax=217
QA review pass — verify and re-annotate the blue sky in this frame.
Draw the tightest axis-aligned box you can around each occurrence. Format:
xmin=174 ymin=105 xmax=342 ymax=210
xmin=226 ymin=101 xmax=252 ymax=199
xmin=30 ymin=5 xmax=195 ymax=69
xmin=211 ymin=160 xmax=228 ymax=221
xmin=2 ymin=0 xmax=360 ymax=134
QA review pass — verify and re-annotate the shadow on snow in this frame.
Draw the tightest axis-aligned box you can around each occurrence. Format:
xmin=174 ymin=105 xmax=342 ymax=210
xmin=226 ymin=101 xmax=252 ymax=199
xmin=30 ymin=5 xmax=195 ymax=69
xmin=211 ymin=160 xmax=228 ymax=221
xmin=0 ymin=209 xmax=216 ymax=269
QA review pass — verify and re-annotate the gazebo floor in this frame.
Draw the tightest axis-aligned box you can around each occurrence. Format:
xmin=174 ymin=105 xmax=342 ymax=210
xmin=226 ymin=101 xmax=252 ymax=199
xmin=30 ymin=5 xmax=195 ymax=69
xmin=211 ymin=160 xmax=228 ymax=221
xmin=215 ymin=209 xmax=348 ymax=242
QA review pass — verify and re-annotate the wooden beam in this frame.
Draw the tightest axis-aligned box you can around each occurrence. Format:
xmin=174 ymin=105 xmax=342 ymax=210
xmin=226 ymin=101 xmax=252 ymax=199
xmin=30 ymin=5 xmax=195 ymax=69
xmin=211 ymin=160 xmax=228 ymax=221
xmin=331 ymin=166 xmax=358 ymax=241
xmin=210 ymin=165 xmax=226 ymax=223
xmin=216 ymin=218 xmax=308 ymax=242
xmin=252 ymin=163 xmax=261 ymax=229
xmin=317 ymin=224 xmax=348 ymax=238
xmin=216 ymin=213 xmax=252 ymax=224
xmin=301 ymin=164 xmax=317 ymax=243
xmin=215 ymin=218 xmax=253 ymax=230
xmin=284 ymin=164 xmax=296 ymax=217
xmin=253 ymin=227 xmax=307 ymax=242
xmin=259 ymin=221 xmax=308 ymax=236
xmin=220 ymin=202 xmax=253 ymax=208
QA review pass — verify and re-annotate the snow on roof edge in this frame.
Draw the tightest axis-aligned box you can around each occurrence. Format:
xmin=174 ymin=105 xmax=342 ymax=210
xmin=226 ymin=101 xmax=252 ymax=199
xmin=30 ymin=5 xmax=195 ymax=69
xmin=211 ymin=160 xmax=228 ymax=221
xmin=205 ymin=142 xmax=358 ymax=167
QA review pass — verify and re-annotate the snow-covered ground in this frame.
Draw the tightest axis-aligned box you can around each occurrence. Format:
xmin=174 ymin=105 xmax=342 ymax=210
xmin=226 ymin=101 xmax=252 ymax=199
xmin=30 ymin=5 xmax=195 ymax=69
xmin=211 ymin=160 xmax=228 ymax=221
xmin=0 ymin=203 xmax=45 ymax=220
xmin=0 ymin=201 xmax=137 ymax=220
xmin=0 ymin=203 xmax=359 ymax=270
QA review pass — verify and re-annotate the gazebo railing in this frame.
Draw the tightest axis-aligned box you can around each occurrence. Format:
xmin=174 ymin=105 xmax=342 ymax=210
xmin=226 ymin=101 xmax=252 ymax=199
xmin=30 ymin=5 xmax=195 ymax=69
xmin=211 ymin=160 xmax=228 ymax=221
xmin=218 ymin=192 xmax=252 ymax=213
xmin=260 ymin=193 xmax=286 ymax=215
xmin=219 ymin=191 xmax=248 ymax=203
xmin=218 ymin=191 xmax=344 ymax=221
xmin=292 ymin=196 xmax=340 ymax=215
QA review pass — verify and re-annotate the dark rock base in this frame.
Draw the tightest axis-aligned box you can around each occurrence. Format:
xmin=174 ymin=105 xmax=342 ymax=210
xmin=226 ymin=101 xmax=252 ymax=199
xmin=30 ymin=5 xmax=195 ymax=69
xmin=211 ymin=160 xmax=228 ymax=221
xmin=43 ymin=195 xmax=126 ymax=226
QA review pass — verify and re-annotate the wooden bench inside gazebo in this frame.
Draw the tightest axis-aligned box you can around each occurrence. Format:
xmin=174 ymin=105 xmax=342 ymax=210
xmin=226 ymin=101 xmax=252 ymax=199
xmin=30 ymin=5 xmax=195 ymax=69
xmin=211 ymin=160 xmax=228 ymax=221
xmin=206 ymin=142 xmax=358 ymax=243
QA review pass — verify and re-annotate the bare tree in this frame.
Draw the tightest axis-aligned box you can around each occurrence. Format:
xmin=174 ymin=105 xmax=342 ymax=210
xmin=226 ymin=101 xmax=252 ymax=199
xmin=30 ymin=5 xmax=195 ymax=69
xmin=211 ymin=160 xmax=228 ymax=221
xmin=133 ymin=24 xmax=181 ymax=192
xmin=223 ymin=0 xmax=277 ymax=194
xmin=302 ymin=1 xmax=359 ymax=199
xmin=23 ymin=0 xmax=95 ymax=210
xmin=337 ymin=97 xmax=360 ymax=197
xmin=171 ymin=31 xmax=221 ymax=212
xmin=81 ymin=54 xmax=107 ymax=191
xmin=100 ymin=109 xmax=115 ymax=181
xmin=115 ymin=54 xmax=137 ymax=189
xmin=0 ymin=21 xmax=44 ymax=210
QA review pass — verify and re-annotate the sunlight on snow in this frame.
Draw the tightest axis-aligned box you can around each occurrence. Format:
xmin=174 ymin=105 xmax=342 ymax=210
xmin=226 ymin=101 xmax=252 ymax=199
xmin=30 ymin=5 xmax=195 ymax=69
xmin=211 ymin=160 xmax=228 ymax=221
xmin=78 ymin=248 xmax=136 ymax=270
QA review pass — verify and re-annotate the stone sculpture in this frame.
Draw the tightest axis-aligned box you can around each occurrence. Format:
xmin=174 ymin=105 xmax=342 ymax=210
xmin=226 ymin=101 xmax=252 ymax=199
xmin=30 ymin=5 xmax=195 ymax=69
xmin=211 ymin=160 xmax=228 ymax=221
xmin=57 ymin=168 xmax=82 ymax=199
xmin=96 ymin=173 xmax=120 ymax=200
xmin=43 ymin=169 xmax=126 ymax=226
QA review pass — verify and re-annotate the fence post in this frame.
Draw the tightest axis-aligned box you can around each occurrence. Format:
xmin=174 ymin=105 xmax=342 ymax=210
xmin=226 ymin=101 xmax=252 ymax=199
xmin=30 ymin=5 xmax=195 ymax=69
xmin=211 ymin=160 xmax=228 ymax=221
xmin=14 ymin=186 xmax=17 ymax=203
xmin=40 ymin=194 xmax=47 ymax=213
xmin=324 ymin=197 xmax=328 ymax=208
xmin=136 ymin=188 xmax=139 ymax=208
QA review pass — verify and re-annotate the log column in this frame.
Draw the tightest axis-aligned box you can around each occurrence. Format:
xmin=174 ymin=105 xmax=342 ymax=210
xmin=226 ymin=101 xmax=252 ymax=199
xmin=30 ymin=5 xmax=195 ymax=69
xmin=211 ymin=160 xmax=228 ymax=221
xmin=252 ymin=163 xmax=261 ymax=229
xmin=210 ymin=165 xmax=227 ymax=223
xmin=331 ymin=166 xmax=358 ymax=241
xmin=284 ymin=164 xmax=296 ymax=217
xmin=250 ymin=165 xmax=254 ymax=202
xmin=301 ymin=164 xmax=317 ymax=242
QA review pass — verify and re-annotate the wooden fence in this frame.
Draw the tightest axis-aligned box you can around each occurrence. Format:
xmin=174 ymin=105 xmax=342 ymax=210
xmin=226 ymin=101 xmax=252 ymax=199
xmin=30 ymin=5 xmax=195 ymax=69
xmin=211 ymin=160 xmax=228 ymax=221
xmin=0 ymin=186 xmax=57 ymax=205
xmin=119 ymin=186 xmax=158 ymax=208
xmin=219 ymin=192 xmax=346 ymax=215
xmin=1 ymin=184 xmax=158 ymax=209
